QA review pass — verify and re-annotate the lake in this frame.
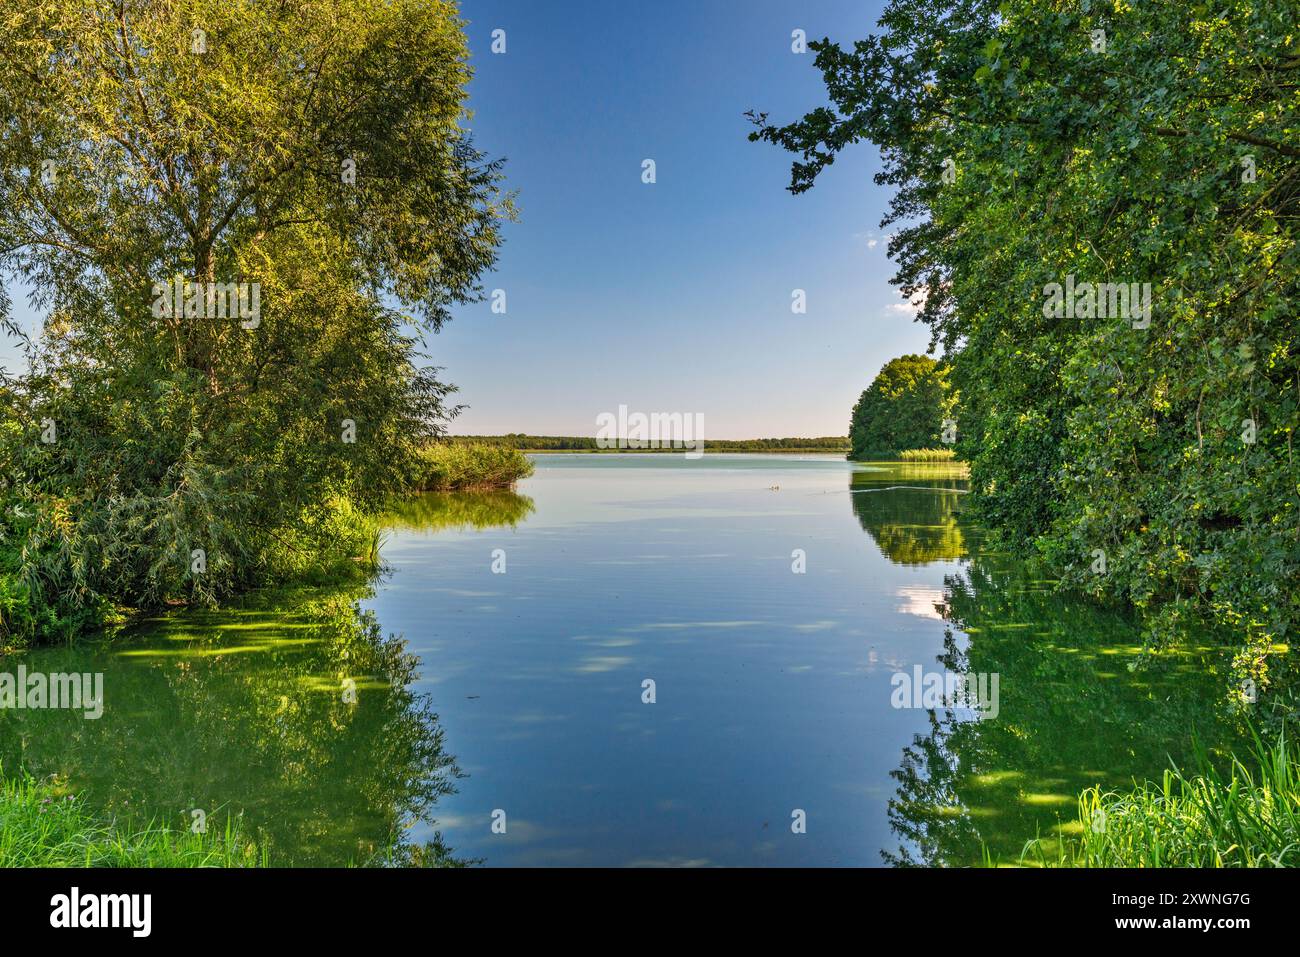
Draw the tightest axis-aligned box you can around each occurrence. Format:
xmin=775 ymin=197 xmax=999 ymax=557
xmin=0 ymin=454 xmax=1235 ymax=866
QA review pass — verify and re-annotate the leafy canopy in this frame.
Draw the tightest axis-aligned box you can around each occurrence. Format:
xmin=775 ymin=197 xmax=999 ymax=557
xmin=751 ymin=0 xmax=1300 ymax=708
xmin=0 ymin=0 xmax=512 ymax=637
xmin=849 ymin=353 xmax=953 ymax=459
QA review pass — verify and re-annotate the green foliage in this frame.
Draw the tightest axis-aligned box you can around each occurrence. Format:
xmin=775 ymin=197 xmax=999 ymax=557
xmin=0 ymin=770 xmax=263 ymax=866
xmin=753 ymin=0 xmax=1300 ymax=706
xmin=897 ymin=448 xmax=958 ymax=462
xmin=415 ymin=442 xmax=534 ymax=491
xmin=848 ymin=355 xmax=953 ymax=459
xmin=1022 ymin=734 xmax=1300 ymax=868
xmin=0 ymin=0 xmax=511 ymax=640
xmin=0 ymin=543 xmax=111 ymax=650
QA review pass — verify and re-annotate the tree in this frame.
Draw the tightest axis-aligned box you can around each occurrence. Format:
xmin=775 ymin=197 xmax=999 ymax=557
xmin=0 ymin=0 xmax=512 ymax=639
xmin=849 ymin=354 xmax=951 ymax=459
xmin=750 ymin=0 xmax=1300 ymax=707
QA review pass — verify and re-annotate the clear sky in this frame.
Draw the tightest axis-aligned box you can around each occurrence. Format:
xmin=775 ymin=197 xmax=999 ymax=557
xmin=1 ymin=0 xmax=929 ymax=440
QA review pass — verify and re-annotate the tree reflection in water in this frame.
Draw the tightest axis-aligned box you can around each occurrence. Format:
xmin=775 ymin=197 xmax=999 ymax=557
xmin=0 ymin=488 xmax=539 ymax=867
xmin=850 ymin=465 xmax=1237 ymax=866
xmin=882 ymin=553 xmax=1237 ymax=866
xmin=384 ymin=489 xmax=535 ymax=534
xmin=849 ymin=463 xmax=968 ymax=566
xmin=1 ymin=590 xmax=471 ymax=865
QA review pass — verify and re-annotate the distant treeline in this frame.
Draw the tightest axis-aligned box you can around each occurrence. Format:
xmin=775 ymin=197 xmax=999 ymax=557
xmin=447 ymin=434 xmax=850 ymax=452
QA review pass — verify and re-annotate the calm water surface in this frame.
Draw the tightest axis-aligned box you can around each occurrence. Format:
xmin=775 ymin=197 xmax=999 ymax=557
xmin=2 ymin=454 xmax=1234 ymax=866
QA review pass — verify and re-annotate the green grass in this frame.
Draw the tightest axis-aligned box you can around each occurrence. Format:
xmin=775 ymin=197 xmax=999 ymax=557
xmin=416 ymin=442 xmax=534 ymax=491
xmin=0 ymin=772 xmax=264 ymax=867
xmin=896 ymin=448 xmax=958 ymax=462
xmin=848 ymin=448 xmax=960 ymax=463
xmin=1013 ymin=733 xmax=1300 ymax=867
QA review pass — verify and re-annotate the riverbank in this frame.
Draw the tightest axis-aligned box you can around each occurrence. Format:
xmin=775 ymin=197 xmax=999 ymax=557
xmin=0 ymin=443 xmax=534 ymax=652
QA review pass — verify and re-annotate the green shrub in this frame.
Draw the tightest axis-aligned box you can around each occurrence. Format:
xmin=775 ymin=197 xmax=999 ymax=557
xmin=0 ymin=543 xmax=111 ymax=651
xmin=415 ymin=443 xmax=534 ymax=491
xmin=257 ymin=492 xmax=384 ymax=586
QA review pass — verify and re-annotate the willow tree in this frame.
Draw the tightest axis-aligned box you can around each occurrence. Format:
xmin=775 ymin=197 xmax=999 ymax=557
xmin=751 ymin=0 xmax=1299 ymax=711
xmin=0 ymin=0 xmax=512 ymax=636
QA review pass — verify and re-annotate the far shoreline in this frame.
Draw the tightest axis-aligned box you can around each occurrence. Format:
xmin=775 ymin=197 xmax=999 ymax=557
xmin=523 ymin=447 xmax=850 ymax=455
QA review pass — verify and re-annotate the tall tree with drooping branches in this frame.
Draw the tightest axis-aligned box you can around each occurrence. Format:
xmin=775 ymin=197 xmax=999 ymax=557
xmin=0 ymin=0 xmax=513 ymax=640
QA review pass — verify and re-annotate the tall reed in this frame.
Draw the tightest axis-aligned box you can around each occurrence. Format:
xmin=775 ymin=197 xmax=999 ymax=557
xmin=1015 ymin=733 xmax=1300 ymax=867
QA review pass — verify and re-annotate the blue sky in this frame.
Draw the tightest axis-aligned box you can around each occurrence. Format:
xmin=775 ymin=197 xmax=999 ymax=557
xmin=1 ymin=0 xmax=928 ymax=439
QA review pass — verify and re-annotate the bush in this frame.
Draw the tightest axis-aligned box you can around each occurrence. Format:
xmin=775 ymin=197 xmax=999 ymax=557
xmin=415 ymin=443 xmax=534 ymax=491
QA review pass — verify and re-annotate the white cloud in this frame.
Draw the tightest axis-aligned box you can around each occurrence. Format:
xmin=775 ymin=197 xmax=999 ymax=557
xmin=852 ymin=230 xmax=890 ymax=251
xmin=886 ymin=285 xmax=929 ymax=315
xmin=895 ymin=585 xmax=947 ymax=620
